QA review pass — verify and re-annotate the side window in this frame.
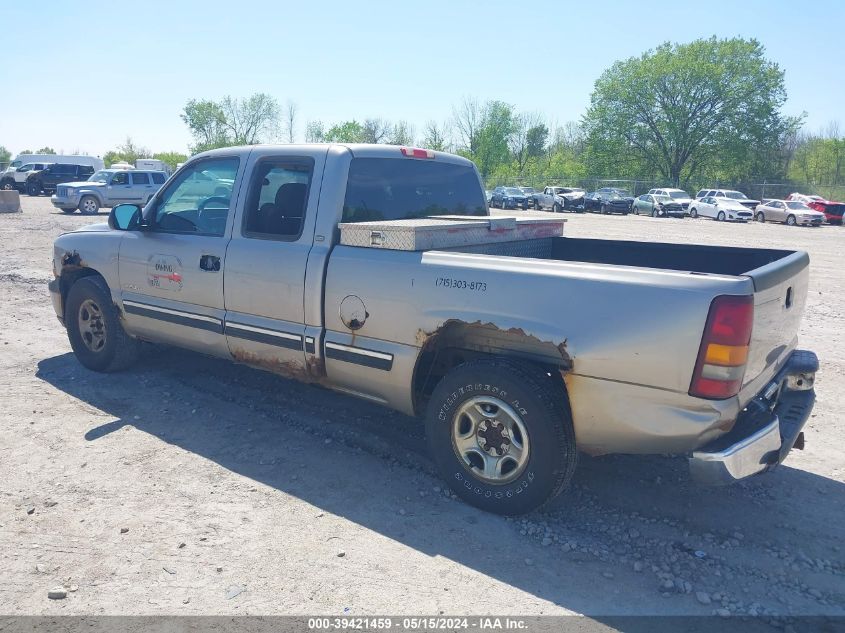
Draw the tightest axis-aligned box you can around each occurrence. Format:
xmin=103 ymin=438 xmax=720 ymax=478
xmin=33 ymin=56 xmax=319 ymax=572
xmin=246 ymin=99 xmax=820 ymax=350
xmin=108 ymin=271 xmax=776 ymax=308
xmin=131 ymin=172 xmax=150 ymax=185
xmin=242 ymin=157 xmax=313 ymax=240
xmin=151 ymin=172 xmax=165 ymax=185
xmin=111 ymin=172 xmax=129 ymax=185
xmin=149 ymin=157 xmax=239 ymax=236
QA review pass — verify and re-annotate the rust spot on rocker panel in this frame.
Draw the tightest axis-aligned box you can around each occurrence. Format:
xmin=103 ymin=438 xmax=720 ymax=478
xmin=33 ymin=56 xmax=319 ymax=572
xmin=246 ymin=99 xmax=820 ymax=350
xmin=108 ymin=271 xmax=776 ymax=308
xmin=231 ymin=348 xmax=327 ymax=384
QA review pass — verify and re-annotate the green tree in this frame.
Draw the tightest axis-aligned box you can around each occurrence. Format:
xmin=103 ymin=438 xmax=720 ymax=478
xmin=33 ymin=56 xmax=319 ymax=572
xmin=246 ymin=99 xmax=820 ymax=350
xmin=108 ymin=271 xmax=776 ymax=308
xmin=473 ymin=101 xmax=514 ymax=179
xmin=421 ymin=120 xmax=450 ymax=151
xmin=583 ymin=37 xmax=792 ymax=187
xmin=388 ymin=120 xmax=415 ymax=146
xmin=103 ymin=137 xmax=150 ymax=167
xmin=0 ymin=146 xmax=10 ymax=164
xmin=181 ymin=99 xmax=229 ymax=152
xmin=181 ymin=93 xmax=279 ymax=152
xmin=36 ymin=147 xmax=56 ymax=154
xmin=324 ymin=120 xmax=366 ymax=143
xmin=153 ymin=151 xmax=189 ymax=170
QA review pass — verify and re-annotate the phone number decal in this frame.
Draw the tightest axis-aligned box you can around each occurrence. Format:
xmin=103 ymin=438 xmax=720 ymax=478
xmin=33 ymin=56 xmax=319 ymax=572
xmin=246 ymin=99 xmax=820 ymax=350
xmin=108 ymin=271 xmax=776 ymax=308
xmin=435 ymin=277 xmax=487 ymax=292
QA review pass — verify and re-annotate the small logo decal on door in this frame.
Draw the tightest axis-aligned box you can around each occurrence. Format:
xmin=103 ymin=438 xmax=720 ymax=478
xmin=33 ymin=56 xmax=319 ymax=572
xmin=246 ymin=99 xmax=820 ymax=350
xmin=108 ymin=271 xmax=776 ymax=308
xmin=147 ymin=255 xmax=184 ymax=291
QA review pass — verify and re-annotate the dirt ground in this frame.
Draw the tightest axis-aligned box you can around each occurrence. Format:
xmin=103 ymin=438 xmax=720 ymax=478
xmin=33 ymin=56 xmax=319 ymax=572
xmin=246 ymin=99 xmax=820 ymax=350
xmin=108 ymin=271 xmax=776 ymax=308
xmin=0 ymin=197 xmax=842 ymax=623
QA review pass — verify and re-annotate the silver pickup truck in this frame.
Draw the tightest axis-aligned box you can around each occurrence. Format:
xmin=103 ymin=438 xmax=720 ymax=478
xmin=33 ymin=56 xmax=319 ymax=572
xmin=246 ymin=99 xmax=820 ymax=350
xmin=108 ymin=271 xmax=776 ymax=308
xmin=48 ymin=144 xmax=818 ymax=515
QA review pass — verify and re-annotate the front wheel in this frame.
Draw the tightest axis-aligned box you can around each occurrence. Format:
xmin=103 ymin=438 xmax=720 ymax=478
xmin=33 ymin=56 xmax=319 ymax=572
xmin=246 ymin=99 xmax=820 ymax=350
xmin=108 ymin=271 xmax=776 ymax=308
xmin=78 ymin=195 xmax=100 ymax=215
xmin=425 ymin=358 xmax=577 ymax=515
xmin=756 ymin=212 xmax=765 ymax=223
xmin=651 ymin=206 xmax=658 ymax=218
xmin=1 ymin=180 xmax=14 ymax=190
xmin=65 ymin=276 xmax=140 ymax=372
xmin=690 ymin=207 xmax=698 ymax=218
xmin=552 ymin=202 xmax=561 ymax=213
xmin=786 ymin=214 xmax=796 ymax=226
xmin=26 ymin=181 xmax=40 ymax=196
xmin=717 ymin=211 xmax=726 ymax=221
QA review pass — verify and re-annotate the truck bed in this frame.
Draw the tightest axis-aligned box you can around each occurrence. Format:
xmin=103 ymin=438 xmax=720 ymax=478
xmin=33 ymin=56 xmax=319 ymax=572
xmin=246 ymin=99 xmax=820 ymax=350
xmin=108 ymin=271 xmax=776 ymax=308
xmin=449 ymin=236 xmax=804 ymax=282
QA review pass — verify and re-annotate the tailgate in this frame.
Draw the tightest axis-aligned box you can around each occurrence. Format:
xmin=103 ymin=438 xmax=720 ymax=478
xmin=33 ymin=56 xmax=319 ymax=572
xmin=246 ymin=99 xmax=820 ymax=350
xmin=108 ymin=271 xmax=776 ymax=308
xmin=740 ymin=251 xmax=810 ymax=401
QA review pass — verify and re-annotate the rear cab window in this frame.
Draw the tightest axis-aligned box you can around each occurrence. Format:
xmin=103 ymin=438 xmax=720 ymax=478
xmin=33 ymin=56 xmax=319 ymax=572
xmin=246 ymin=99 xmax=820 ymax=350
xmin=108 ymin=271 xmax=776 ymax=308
xmin=342 ymin=158 xmax=486 ymax=223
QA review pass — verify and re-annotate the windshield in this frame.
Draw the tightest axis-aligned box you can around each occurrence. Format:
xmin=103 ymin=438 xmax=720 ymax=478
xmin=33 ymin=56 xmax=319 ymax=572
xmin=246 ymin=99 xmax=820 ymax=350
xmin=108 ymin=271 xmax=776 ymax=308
xmin=505 ymin=188 xmax=523 ymax=195
xmin=669 ymin=191 xmax=689 ymax=199
xmin=725 ymin=191 xmax=748 ymax=200
xmin=520 ymin=187 xmax=535 ymax=194
xmin=786 ymin=201 xmax=811 ymax=210
xmin=612 ymin=189 xmax=631 ymax=197
xmin=655 ymin=195 xmax=672 ymax=203
xmin=88 ymin=170 xmax=112 ymax=182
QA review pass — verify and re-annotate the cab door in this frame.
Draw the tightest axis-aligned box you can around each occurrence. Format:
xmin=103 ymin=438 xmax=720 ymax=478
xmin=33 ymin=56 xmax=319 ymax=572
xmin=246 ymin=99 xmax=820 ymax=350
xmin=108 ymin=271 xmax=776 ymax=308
xmin=117 ymin=156 xmax=244 ymax=357
xmin=222 ymin=148 xmax=326 ymax=375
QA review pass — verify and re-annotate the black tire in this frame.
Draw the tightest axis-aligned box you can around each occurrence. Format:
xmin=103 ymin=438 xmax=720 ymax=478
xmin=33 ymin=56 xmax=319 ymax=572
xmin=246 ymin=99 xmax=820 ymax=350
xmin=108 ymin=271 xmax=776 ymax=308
xmin=786 ymin=214 xmax=796 ymax=226
xmin=26 ymin=181 xmax=41 ymax=196
xmin=78 ymin=195 xmax=100 ymax=215
xmin=533 ymin=199 xmax=541 ymax=210
xmin=65 ymin=276 xmax=140 ymax=372
xmin=717 ymin=211 xmax=726 ymax=222
xmin=1 ymin=179 xmax=14 ymax=190
xmin=552 ymin=202 xmax=561 ymax=213
xmin=60 ymin=208 xmax=76 ymax=214
xmin=651 ymin=206 xmax=658 ymax=218
xmin=690 ymin=207 xmax=698 ymax=218
xmin=425 ymin=358 xmax=577 ymax=515
xmin=756 ymin=212 xmax=765 ymax=223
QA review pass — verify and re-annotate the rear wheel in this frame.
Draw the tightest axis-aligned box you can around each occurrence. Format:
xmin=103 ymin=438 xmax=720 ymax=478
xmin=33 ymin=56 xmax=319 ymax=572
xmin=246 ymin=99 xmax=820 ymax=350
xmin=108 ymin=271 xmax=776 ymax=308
xmin=26 ymin=181 xmax=41 ymax=196
xmin=425 ymin=358 xmax=577 ymax=515
xmin=717 ymin=211 xmax=726 ymax=222
xmin=65 ymin=276 xmax=140 ymax=372
xmin=552 ymin=202 xmax=561 ymax=213
xmin=756 ymin=212 xmax=765 ymax=223
xmin=690 ymin=207 xmax=698 ymax=218
xmin=786 ymin=214 xmax=796 ymax=226
xmin=79 ymin=196 xmax=99 ymax=215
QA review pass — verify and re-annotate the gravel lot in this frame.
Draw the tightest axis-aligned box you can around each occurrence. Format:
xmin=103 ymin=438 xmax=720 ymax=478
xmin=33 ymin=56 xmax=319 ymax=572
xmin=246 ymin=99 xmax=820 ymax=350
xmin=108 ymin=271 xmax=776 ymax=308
xmin=0 ymin=197 xmax=842 ymax=622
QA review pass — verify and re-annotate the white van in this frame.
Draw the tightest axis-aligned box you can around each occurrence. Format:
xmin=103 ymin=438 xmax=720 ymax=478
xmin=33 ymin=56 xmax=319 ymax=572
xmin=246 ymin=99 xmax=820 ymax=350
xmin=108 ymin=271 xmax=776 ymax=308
xmin=1 ymin=154 xmax=105 ymax=191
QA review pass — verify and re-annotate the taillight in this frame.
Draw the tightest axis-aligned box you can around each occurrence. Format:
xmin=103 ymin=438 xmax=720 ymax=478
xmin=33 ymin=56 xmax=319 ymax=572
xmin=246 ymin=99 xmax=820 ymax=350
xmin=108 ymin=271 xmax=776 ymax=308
xmin=399 ymin=147 xmax=434 ymax=159
xmin=689 ymin=295 xmax=754 ymax=399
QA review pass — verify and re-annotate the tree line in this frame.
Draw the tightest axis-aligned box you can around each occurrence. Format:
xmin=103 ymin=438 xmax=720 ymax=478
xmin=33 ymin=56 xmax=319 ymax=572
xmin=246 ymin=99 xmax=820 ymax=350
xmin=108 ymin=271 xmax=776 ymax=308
xmin=2 ymin=37 xmax=842 ymax=197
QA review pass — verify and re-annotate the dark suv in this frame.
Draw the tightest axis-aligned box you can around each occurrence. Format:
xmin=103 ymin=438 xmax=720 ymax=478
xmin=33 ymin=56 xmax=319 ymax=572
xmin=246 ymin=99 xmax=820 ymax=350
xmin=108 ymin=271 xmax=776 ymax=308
xmin=26 ymin=164 xmax=95 ymax=196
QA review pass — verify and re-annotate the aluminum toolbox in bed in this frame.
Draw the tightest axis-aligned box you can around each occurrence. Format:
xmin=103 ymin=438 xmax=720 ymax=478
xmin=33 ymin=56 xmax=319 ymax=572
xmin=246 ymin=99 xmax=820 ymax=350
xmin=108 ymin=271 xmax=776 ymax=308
xmin=338 ymin=215 xmax=565 ymax=251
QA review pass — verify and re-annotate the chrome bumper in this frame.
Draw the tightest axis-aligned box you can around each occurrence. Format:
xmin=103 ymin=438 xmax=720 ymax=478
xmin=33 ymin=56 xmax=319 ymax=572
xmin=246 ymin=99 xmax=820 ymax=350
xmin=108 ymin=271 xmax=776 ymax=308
xmin=689 ymin=350 xmax=817 ymax=485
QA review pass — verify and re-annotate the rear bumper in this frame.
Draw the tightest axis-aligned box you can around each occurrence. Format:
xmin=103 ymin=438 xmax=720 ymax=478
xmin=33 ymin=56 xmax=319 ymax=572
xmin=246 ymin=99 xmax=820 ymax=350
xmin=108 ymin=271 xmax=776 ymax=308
xmin=689 ymin=349 xmax=817 ymax=485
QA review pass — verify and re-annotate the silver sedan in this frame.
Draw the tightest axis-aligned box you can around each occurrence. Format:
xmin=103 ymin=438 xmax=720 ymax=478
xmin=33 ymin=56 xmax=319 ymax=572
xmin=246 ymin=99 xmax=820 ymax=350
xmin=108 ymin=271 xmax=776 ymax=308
xmin=754 ymin=200 xmax=825 ymax=226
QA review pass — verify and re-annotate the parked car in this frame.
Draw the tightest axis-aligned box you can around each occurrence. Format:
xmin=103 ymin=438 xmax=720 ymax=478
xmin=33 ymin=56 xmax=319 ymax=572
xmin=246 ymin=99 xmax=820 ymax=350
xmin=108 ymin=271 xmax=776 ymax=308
xmin=754 ymin=200 xmax=825 ymax=226
xmin=25 ymin=163 xmax=95 ymax=196
xmin=0 ymin=162 xmax=53 ymax=192
xmin=48 ymin=143 xmax=817 ymax=516
xmin=585 ymin=188 xmax=633 ymax=214
xmin=694 ymin=189 xmax=759 ymax=210
xmin=532 ymin=186 xmax=586 ymax=212
xmin=689 ymin=196 xmax=753 ymax=221
xmin=786 ymin=193 xmax=844 ymax=225
xmin=0 ymin=153 xmax=103 ymax=191
xmin=632 ymin=194 xmax=685 ymax=218
xmin=485 ymin=189 xmax=493 ymax=205
xmin=50 ymin=169 xmax=168 ymax=215
xmin=648 ymin=188 xmax=693 ymax=211
xmin=490 ymin=186 xmax=529 ymax=210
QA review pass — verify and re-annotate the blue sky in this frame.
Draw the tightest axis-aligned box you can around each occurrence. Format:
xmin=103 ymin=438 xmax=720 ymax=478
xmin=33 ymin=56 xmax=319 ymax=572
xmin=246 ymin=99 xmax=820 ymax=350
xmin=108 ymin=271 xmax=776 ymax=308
xmin=2 ymin=0 xmax=842 ymax=157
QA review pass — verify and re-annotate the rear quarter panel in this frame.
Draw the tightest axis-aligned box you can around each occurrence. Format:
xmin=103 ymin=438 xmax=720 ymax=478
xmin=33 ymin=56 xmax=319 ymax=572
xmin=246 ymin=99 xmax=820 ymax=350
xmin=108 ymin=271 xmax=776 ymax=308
xmin=324 ymin=246 xmax=754 ymax=453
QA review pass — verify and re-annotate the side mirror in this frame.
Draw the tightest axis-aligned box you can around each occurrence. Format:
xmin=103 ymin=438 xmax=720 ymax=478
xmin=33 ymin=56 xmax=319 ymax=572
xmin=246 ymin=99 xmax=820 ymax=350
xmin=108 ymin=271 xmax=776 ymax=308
xmin=108 ymin=204 xmax=142 ymax=231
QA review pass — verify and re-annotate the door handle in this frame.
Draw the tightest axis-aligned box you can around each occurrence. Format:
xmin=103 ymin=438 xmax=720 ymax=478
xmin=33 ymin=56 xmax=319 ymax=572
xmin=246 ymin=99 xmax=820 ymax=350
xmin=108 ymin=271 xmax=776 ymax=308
xmin=199 ymin=255 xmax=220 ymax=272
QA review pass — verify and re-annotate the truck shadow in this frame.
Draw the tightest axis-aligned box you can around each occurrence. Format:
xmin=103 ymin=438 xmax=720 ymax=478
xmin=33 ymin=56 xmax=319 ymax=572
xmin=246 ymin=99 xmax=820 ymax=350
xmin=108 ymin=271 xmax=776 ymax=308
xmin=36 ymin=349 xmax=843 ymax=620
